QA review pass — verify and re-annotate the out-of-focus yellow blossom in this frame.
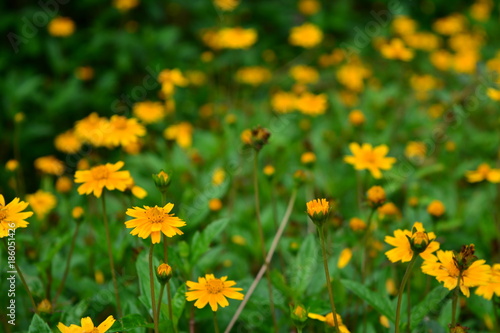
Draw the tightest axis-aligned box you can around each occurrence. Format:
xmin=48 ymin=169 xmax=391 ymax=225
xmin=427 ymin=200 xmax=445 ymax=217
xmin=72 ymin=206 xmax=84 ymax=220
xmin=74 ymin=113 xmax=110 ymax=147
xmin=433 ymin=14 xmax=466 ymax=35
xmin=186 ymin=70 xmax=207 ymax=86
xmin=54 ymin=130 xmax=83 ymax=154
xmin=133 ymin=101 xmax=165 ymax=124
xmin=410 ymin=74 xmax=438 ymax=100
xmin=380 ymin=38 xmax=414 ymax=61
xmin=449 ymin=33 xmax=484 ymax=53
xmin=405 ymin=141 xmax=427 ymax=160
xmin=104 ymin=115 xmax=146 ymax=148
xmin=113 ymin=0 xmax=139 ymax=11
xmin=338 ymin=90 xmax=359 ymax=107
xmin=212 ymin=168 xmax=226 ymax=186
xmin=218 ymin=27 xmax=257 ymax=49
xmin=379 ymin=315 xmax=390 ymax=328
xmin=408 ymin=196 xmax=419 ymax=207
xmin=428 ymin=104 xmax=445 ymax=119
xmin=164 ymin=122 xmax=194 ymax=148
xmin=208 ymin=198 xmax=222 ymax=211
xmin=403 ymin=32 xmax=440 ymax=51
xmin=35 ymin=156 xmax=65 ymax=176
xmin=289 ymin=65 xmax=319 ymax=84
xmin=453 ymin=51 xmax=479 ymax=74
xmin=386 ymin=278 xmax=397 ymax=295
xmin=37 ymin=299 xmax=52 ymax=314
xmin=263 ymin=165 xmax=275 ymax=178
xmin=300 ymin=152 xmax=316 ymax=166
xmin=470 ymin=0 xmax=493 ymax=21
xmin=231 ymin=235 xmax=246 ymax=246
xmin=344 ymin=143 xmax=396 ymax=179
xmin=348 ymin=109 xmax=365 ymax=126
xmin=26 ymin=190 xmax=57 ymax=220
xmin=75 ymin=66 xmax=94 ymax=81
xmin=430 ymin=50 xmax=452 ymax=71
xmin=336 ymin=61 xmax=371 ymax=92
xmin=6 ymin=160 xmax=18 ymax=172
xmin=236 ymin=66 xmax=272 ymax=86
xmin=318 ymin=49 xmax=344 ymax=67
xmin=77 ymin=158 xmax=90 ymax=170
xmin=475 ymin=264 xmax=500 ymax=300
xmin=48 ymin=17 xmax=75 ymax=37
xmin=308 ymin=312 xmax=350 ymax=332
xmin=465 ymin=163 xmax=500 ymax=183
xmin=487 ymin=88 xmax=500 ymax=101
xmin=56 ymin=176 xmax=73 ymax=194
xmin=298 ymin=0 xmax=320 ymax=16
xmin=122 ymin=140 xmax=143 ymax=155
xmin=271 ymin=91 xmax=296 ymax=113
xmin=295 ymin=92 xmax=327 ymax=116
xmin=349 ymin=217 xmax=366 ymax=231
xmin=445 ymin=141 xmax=456 ymax=152
xmin=289 ymin=23 xmax=323 ymax=48
xmin=337 ymin=248 xmax=352 ymax=269
xmin=213 ymin=0 xmax=239 ymax=11
xmin=158 ymin=68 xmax=188 ymax=96
xmin=378 ymin=202 xmax=401 ymax=220
xmin=391 ymin=15 xmax=417 ymax=35
xmin=130 ymin=184 xmax=147 ymax=199
xmin=486 ymin=56 xmax=500 ymax=73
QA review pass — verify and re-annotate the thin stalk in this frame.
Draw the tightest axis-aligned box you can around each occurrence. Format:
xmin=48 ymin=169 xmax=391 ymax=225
xmin=317 ymin=225 xmax=341 ymax=333
xmin=2 ymin=238 xmax=37 ymax=313
xmin=160 ymin=191 xmax=175 ymax=328
xmin=53 ymin=223 xmax=80 ymax=305
xmin=451 ymin=272 xmax=462 ymax=326
xmin=361 ymin=208 xmax=376 ymax=281
xmin=101 ymin=192 xmax=122 ymax=317
xmin=395 ymin=255 xmax=417 ymax=333
xmin=213 ymin=311 xmax=220 ymax=333
xmin=149 ymin=244 xmax=159 ymax=333
xmin=252 ymin=150 xmax=278 ymax=332
xmin=156 ymin=284 xmax=165 ymax=325
xmin=225 ymin=190 xmax=297 ymax=333
xmin=406 ymin=276 xmax=411 ymax=333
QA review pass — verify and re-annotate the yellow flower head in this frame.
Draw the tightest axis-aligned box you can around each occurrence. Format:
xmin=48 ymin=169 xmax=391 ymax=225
xmin=466 ymin=163 xmax=500 ymax=183
xmin=298 ymin=0 xmax=320 ymax=16
xmin=133 ymin=101 xmax=165 ymax=124
xmin=152 ymin=170 xmax=171 ymax=191
xmin=349 ymin=217 xmax=366 ymax=231
xmin=104 ymin=115 xmax=146 ymax=148
xmin=427 ymin=200 xmax=445 ymax=217
xmin=384 ymin=222 xmax=439 ymax=263
xmin=263 ymin=165 xmax=275 ymax=177
xmin=74 ymin=113 xmax=110 ymax=147
xmin=289 ymin=23 xmax=323 ymax=48
xmin=422 ymin=247 xmax=490 ymax=297
xmin=213 ymin=0 xmax=239 ymax=11
xmin=5 ymin=159 xmax=19 ymax=172
xmin=125 ymin=204 xmax=186 ymax=243
xmin=0 ymin=195 xmax=33 ymax=238
xmin=57 ymin=315 xmax=115 ymax=333
xmin=35 ymin=155 xmax=65 ymax=176
xmin=308 ymin=312 xmax=350 ymax=332
xmin=218 ymin=27 xmax=257 ymax=49
xmin=430 ymin=49 xmax=452 ymax=71
xmin=301 ymin=152 xmax=316 ymax=166
xmin=75 ymin=161 xmax=133 ymax=198
xmin=348 ymin=109 xmax=365 ymax=126
xmin=212 ymin=168 xmax=226 ymax=186
xmin=185 ymin=274 xmax=244 ymax=311
xmin=164 ymin=122 xmax=194 ymax=148
xmin=236 ymin=66 xmax=271 ymax=86
xmin=475 ymin=264 xmax=500 ymax=300
xmin=380 ymin=38 xmax=414 ymax=61
xmin=72 ymin=206 xmax=84 ymax=220
xmin=306 ymin=198 xmax=330 ymax=225
xmin=156 ymin=263 xmax=173 ymax=284
xmin=392 ymin=15 xmax=417 ymax=35
xmin=55 ymin=130 xmax=83 ymax=154
xmin=366 ymin=186 xmax=386 ymax=207
xmin=433 ymin=13 xmax=466 ymax=35
xmin=405 ymin=141 xmax=427 ymax=161
xmin=295 ymin=92 xmax=327 ymax=116
xmin=37 ymin=299 xmax=52 ymax=314
xmin=208 ymin=198 xmax=222 ymax=211
xmin=271 ymin=91 xmax=296 ymax=114
xmin=48 ymin=17 xmax=75 ymax=37
xmin=113 ymin=0 xmax=139 ymax=11
xmin=337 ymin=248 xmax=352 ymax=269
xmin=26 ymin=190 xmax=57 ymax=220
xmin=56 ymin=176 xmax=73 ymax=194
xmin=344 ymin=143 xmax=396 ymax=179
xmin=290 ymin=65 xmax=319 ymax=84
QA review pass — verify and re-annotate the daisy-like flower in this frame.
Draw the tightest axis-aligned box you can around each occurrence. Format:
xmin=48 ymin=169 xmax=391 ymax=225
xmin=74 ymin=161 xmax=133 ymax=198
xmin=344 ymin=143 xmax=396 ymax=179
xmin=26 ymin=190 xmax=57 ymax=220
xmin=57 ymin=315 xmax=115 ymax=333
xmin=465 ymin=163 xmax=500 ymax=183
xmin=308 ymin=312 xmax=351 ymax=333
xmin=104 ymin=115 xmax=146 ymax=148
xmin=34 ymin=155 xmax=65 ymax=176
xmin=163 ymin=122 xmax=194 ymax=148
xmin=422 ymin=246 xmax=491 ymax=297
xmin=0 ymin=195 xmax=33 ymax=238
xmin=475 ymin=264 xmax=500 ymax=300
xmin=54 ymin=130 xmax=83 ymax=154
xmin=185 ymin=274 xmax=244 ymax=311
xmin=125 ymin=203 xmax=186 ymax=243
xmin=385 ymin=222 xmax=439 ymax=263
xmin=74 ymin=112 xmax=110 ymax=147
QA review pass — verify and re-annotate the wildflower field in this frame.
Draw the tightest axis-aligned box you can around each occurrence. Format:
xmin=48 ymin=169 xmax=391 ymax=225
xmin=2 ymin=0 xmax=500 ymax=332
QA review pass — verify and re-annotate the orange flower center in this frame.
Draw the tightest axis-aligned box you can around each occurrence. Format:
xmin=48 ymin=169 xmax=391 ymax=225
xmin=91 ymin=166 xmax=110 ymax=180
xmin=146 ymin=207 xmax=165 ymax=224
xmin=362 ymin=151 xmax=377 ymax=164
xmin=205 ymin=279 xmax=224 ymax=294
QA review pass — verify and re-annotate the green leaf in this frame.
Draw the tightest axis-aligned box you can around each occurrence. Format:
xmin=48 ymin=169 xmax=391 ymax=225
xmin=107 ymin=314 xmax=154 ymax=332
xmin=410 ymin=286 xmax=450 ymax=329
xmin=190 ymin=218 xmax=229 ymax=263
xmin=340 ymin=279 xmax=395 ymax=322
xmin=135 ymin=250 xmax=160 ymax=314
xmin=28 ymin=314 xmax=51 ymax=333
xmin=290 ymin=233 xmax=318 ymax=297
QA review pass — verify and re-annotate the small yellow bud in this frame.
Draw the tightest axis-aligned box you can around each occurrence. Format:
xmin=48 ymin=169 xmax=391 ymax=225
xmin=37 ymin=299 xmax=52 ymax=313
xmin=306 ymin=198 xmax=330 ymax=226
xmin=153 ymin=170 xmax=171 ymax=192
xmin=427 ymin=200 xmax=445 ymax=217
xmin=208 ymin=198 xmax=222 ymax=211
xmin=72 ymin=206 xmax=84 ymax=221
xmin=156 ymin=263 xmax=173 ymax=284
xmin=5 ymin=159 xmax=19 ymax=172
xmin=366 ymin=186 xmax=386 ymax=207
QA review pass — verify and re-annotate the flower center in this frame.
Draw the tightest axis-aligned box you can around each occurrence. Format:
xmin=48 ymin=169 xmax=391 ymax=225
xmin=205 ymin=279 xmax=224 ymax=294
xmin=91 ymin=165 xmax=110 ymax=180
xmin=113 ymin=118 xmax=128 ymax=130
xmin=146 ymin=207 xmax=165 ymax=224
xmin=0 ymin=207 xmax=6 ymax=222
xmin=363 ymin=151 xmax=377 ymax=164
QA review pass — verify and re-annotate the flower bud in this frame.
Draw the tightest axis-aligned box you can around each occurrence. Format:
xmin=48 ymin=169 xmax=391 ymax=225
xmin=153 ymin=170 xmax=171 ymax=193
xmin=449 ymin=324 xmax=469 ymax=333
xmin=366 ymin=186 xmax=386 ymax=207
xmin=290 ymin=304 xmax=308 ymax=329
xmin=156 ymin=263 xmax=173 ymax=285
xmin=72 ymin=206 xmax=84 ymax=223
xmin=37 ymin=299 xmax=52 ymax=314
xmin=409 ymin=228 xmax=430 ymax=253
xmin=306 ymin=198 xmax=330 ymax=226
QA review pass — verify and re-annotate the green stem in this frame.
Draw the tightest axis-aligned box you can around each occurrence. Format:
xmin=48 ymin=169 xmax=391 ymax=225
xmin=53 ymin=222 xmax=80 ymax=306
xmin=149 ymin=244 xmax=159 ymax=333
xmin=213 ymin=311 xmax=220 ymax=333
xmin=2 ymin=238 xmax=37 ymax=313
xmin=101 ymin=192 xmax=122 ymax=317
xmin=451 ymin=271 xmax=462 ymax=326
xmin=361 ymin=208 xmax=376 ymax=281
xmin=395 ymin=255 xmax=417 ymax=333
xmin=167 ymin=281 xmax=175 ymax=331
xmin=406 ymin=275 xmax=411 ymax=333
xmin=317 ymin=225 xmax=341 ymax=333
xmin=252 ymin=150 xmax=278 ymax=333
xmin=157 ymin=284 xmax=165 ymax=327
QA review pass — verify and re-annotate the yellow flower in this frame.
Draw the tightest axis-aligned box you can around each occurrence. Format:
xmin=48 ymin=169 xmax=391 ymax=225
xmin=218 ymin=27 xmax=257 ymax=49
xmin=475 ymin=264 xmax=500 ymax=300
xmin=306 ymin=198 xmax=330 ymax=225
xmin=37 ymin=299 xmax=52 ymax=313
xmin=380 ymin=38 xmax=414 ymax=61
xmin=236 ymin=66 xmax=271 ymax=86
xmin=384 ymin=222 xmax=439 ymax=263
xmin=295 ymin=92 xmax=327 ymax=116
xmin=427 ymin=200 xmax=445 ymax=217
xmin=308 ymin=312 xmax=350 ymax=332
xmin=271 ymin=91 xmax=296 ymax=113
xmin=231 ymin=235 xmax=246 ymax=246
xmin=26 ymin=190 xmax=57 ymax=220
xmin=133 ymin=101 xmax=165 ymax=124
xmin=386 ymin=278 xmax=397 ymax=295
xmin=156 ymin=263 xmax=173 ymax=284
xmin=5 ymin=159 xmax=19 ymax=172
xmin=95 ymin=270 xmax=105 ymax=284
xmin=131 ymin=185 xmax=147 ymax=199
xmin=290 ymin=65 xmax=319 ymax=84
xmin=55 ymin=130 xmax=83 ymax=154
xmin=298 ymin=0 xmax=320 ymax=16
xmin=453 ymin=51 xmax=479 ymax=74
xmin=158 ymin=68 xmax=188 ymax=96
xmin=57 ymin=316 xmax=115 ymax=333
xmin=213 ymin=0 xmax=239 ymax=11
xmin=337 ymin=248 xmax=352 ymax=269
xmin=72 ymin=206 xmax=84 ymax=220
xmin=319 ymin=49 xmax=344 ymax=67
xmin=422 ymin=248 xmax=490 ymax=297
xmin=75 ymin=66 xmax=94 ymax=81
xmin=0 ymin=195 xmax=33 ymax=238
xmin=113 ymin=0 xmax=139 ymax=11
xmin=212 ymin=168 xmax=226 ymax=186
xmin=380 ymin=315 xmax=390 ymax=328
xmin=378 ymin=202 xmax=401 ymax=220
xmin=344 ymin=143 xmax=396 ymax=179
xmin=301 ymin=152 xmax=316 ymax=165
xmin=466 ymin=163 xmax=500 ymax=183
xmin=104 ymin=115 xmax=146 ymax=148
xmin=391 ymin=15 xmax=417 ymax=35
xmin=75 ymin=161 xmax=133 ymax=198
xmin=74 ymin=113 xmax=110 ymax=147
xmin=349 ymin=217 xmax=366 ymax=231
xmin=35 ymin=155 xmax=65 ymax=176
xmin=403 ymin=32 xmax=440 ymax=51
xmin=164 ymin=122 xmax=194 ymax=148
xmin=348 ymin=110 xmax=365 ymax=126
xmin=185 ymin=274 xmax=244 ymax=311
xmin=289 ymin=23 xmax=323 ymax=48
xmin=48 ymin=17 xmax=75 ymax=37
xmin=405 ymin=141 xmax=427 ymax=161
xmin=408 ymin=196 xmax=419 ymax=207
xmin=209 ymin=198 xmax=222 ymax=211
xmin=433 ymin=14 xmax=466 ymax=35
xmin=366 ymin=186 xmax=386 ymax=206
xmin=487 ymin=88 xmax=500 ymax=101
xmin=125 ymin=204 xmax=186 ymax=243
xmin=55 ymin=176 xmax=73 ymax=193
xmin=263 ymin=165 xmax=275 ymax=177
xmin=430 ymin=49 xmax=452 ymax=71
